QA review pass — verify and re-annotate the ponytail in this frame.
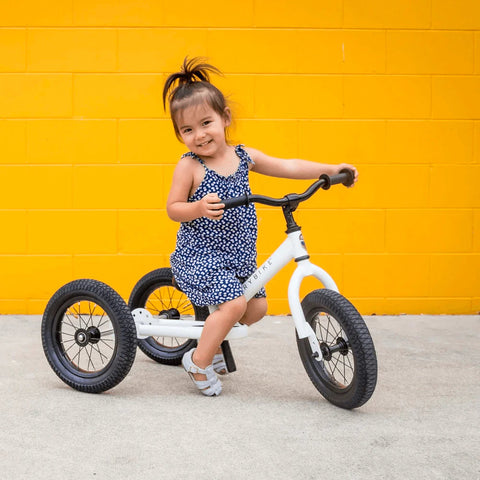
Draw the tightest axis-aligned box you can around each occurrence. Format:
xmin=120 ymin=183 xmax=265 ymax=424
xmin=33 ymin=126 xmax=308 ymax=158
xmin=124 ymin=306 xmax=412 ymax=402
xmin=163 ymin=57 xmax=230 ymax=141
xmin=163 ymin=57 xmax=222 ymax=109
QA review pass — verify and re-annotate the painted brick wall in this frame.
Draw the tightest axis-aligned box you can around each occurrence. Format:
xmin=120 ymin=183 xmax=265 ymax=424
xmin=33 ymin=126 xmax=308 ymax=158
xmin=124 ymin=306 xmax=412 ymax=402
xmin=0 ymin=0 xmax=479 ymax=314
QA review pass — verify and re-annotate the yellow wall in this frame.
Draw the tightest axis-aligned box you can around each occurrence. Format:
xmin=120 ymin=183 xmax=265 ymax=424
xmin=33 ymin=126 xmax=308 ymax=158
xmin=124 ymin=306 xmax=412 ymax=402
xmin=0 ymin=0 xmax=479 ymax=315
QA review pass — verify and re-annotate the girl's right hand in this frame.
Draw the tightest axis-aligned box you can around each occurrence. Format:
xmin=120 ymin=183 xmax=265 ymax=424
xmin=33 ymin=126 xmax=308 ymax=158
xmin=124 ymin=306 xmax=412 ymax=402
xmin=199 ymin=193 xmax=224 ymax=220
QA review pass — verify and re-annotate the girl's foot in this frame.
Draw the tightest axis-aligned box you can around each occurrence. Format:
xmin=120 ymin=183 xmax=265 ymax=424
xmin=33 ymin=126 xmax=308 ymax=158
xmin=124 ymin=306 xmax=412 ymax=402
xmin=182 ymin=348 xmax=222 ymax=396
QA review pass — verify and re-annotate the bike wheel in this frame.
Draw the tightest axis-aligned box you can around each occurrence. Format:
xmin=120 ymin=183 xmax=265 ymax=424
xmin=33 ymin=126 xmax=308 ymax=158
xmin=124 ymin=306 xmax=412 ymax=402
xmin=41 ymin=279 xmax=137 ymax=393
xmin=128 ymin=268 xmax=208 ymax=365
xmin=296 ymin=289 xmax=377 ymax=409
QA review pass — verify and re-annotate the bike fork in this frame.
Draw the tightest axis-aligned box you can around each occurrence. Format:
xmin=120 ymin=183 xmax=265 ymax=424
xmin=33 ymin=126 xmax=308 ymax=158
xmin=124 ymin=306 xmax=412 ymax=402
xmin=288 ymin=259 xmax=339 ymax=360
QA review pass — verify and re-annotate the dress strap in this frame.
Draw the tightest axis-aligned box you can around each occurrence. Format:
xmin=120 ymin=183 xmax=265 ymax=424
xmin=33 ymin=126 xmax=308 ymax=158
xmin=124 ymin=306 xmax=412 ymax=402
xmin=181 ymin=151 xmax=207 ymax=169
xmin=235 ymin=144 xmax=255 ymax=166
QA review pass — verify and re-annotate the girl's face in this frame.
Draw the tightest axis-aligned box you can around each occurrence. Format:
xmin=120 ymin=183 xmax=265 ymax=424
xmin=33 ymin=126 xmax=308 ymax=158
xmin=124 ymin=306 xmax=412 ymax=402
xmin=176 ymin=102 xmax=231 ymax=158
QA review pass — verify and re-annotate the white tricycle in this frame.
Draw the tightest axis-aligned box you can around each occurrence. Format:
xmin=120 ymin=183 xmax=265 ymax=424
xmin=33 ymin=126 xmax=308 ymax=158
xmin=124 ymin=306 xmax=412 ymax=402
xmin=41 ymin=169 xmax=377 ymax=409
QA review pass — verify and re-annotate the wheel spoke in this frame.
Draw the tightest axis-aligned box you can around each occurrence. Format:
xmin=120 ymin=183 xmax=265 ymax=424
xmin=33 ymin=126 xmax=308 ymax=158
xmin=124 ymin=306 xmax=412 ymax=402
xmin=140 ymin=282 xmax=196 ymax=352
xmin=326 ymin=317 xmax=340 ymax=342
xmin=64 ymin=313 xmax=79 ymax=330
xmin=174 ymin=297 xmax=193 ymax=313
xmin=167 ymin=287 xmax=175 ymax=309
xmin=71 ymin=345 xmax=81 ymax=365
xmin=325 ymin=316 xmax=331 ymax=341
xmin=63 ymin=339 xmax=78 ymax=354
xmin=146 ymin=298 xmax=161 ymax=314
xmin=99 ymin=339 xmax=114 ymax=351
xmin=318 ymin=322 xmax=331 ymax=341
xmin=100 ymin=328 xmax=114 ymax=336
xmin=330 ymin=355 xmax=346 ymax=384
xmin=96 ymin=313 xmax=109 ymax=329
xmin=328 ymin=315 xmax=342 ymax=338
xmin=58 ymin=299 xmax=117 ymax=374
xmin=71 ymin=302 xmax=87 ymax=329
xmin=345 ymin=353 xmax=354 ymax=372
xmin=91 ymin=342 xmax=109 ymax=365
xmin=86 ymin=345 xmax=95 ymax=371
xmin=87 ymin=302 xmax=95 ymax=328
xmin=153 ymin=290 xmax=169 ymax=311
xmin=333 ymin=353 xmax=353 ymax=382
xmin=313 ymin=309 xmax=356 ymax=389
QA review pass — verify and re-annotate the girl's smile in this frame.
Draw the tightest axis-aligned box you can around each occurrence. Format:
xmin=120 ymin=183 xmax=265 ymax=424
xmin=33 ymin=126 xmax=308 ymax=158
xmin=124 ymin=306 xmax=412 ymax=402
xmin=177 ymin=102 xmax=231 ymax=160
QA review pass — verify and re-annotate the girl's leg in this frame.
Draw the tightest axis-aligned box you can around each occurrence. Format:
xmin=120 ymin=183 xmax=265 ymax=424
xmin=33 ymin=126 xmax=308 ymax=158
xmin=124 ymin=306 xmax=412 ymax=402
xmin=240 ymin=297 xmax=268 ymax=326
xmin=210 ymin=297 xmax=268 ymax=375
xmin=192 ymin=295 xmax=247 ymax=379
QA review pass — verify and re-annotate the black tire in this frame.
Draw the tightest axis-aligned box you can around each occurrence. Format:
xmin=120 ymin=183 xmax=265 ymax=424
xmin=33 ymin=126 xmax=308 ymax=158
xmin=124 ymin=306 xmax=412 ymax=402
xmin=128 ymin=268 xmax=208 ymax=365
xmin=296 ymin=289 xmax=377 ymax=409
xmin=41 ymin=279 xmax=137 ymax=393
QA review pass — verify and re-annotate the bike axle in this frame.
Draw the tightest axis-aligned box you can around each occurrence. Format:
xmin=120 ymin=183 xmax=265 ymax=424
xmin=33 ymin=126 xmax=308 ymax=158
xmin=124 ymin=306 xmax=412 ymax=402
xmin=318 ymin=338 xmax=349 ymax=361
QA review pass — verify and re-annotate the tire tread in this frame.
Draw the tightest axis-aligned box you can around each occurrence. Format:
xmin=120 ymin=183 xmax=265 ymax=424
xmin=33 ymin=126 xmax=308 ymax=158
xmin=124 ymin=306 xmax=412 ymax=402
xmin=41 ymin=279 xmax=137 ymax=393
xmin=298 ymin=289 xmax=377 ymax=409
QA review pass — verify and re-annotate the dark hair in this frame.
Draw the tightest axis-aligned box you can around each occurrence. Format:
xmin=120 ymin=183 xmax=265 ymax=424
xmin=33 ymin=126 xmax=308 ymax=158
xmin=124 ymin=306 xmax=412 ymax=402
xmin=163 ymin=57 xmax=230 ymax=140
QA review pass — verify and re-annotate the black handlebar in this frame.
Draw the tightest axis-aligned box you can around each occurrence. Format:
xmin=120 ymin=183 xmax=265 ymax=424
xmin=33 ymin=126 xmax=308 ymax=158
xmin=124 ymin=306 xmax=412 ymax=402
xmin=222 ymin=169 xmax=355 ymax=211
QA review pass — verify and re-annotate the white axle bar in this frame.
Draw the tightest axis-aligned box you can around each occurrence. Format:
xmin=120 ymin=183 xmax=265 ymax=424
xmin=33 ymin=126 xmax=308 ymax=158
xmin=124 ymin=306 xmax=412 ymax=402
xmin=132 ymin=308 xmax=249 ymax=340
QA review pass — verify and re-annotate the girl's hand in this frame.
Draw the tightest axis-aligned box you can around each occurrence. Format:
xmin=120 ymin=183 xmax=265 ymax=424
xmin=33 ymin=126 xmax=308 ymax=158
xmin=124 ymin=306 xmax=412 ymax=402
xmin=335 ymin=163 xmax=359 ymax=186
xmin=199 ymin=193 xmax=224 ymax=220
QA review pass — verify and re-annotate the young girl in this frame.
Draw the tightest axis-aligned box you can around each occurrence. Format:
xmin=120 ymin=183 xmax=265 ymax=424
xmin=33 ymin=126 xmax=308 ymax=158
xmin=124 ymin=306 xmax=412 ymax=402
xmin=164 ymin=57 xmax=358 ymax=396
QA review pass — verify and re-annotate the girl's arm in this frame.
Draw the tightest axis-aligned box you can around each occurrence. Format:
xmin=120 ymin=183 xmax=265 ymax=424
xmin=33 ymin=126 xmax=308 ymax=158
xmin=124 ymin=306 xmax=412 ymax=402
xmin=245 ymin=147 xmax=359 ymax=184
xmin=166 ymin=157 xmax=224 ymax=222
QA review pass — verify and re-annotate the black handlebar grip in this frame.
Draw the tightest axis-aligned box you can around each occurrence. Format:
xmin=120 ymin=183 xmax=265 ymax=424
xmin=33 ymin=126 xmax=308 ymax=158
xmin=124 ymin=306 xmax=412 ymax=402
xmin=339 ymin=168 xmax=355 ymax=187
xmin=329 ymin=169 xmax=355 ymax=187
xmin=221 ymin=194 xmax=249 ymax=210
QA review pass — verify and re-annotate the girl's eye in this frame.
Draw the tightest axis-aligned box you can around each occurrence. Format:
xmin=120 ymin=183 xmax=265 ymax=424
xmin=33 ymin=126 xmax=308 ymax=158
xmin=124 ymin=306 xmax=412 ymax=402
xmin=182 ymin=128 xmax=191 ymax=134
xmin=202 ymin=120 xmax=211 ymax=126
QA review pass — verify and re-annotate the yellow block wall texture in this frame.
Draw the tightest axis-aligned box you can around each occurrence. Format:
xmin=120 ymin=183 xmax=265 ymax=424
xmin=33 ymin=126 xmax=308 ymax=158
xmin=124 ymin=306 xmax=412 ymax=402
xmin=0 ymin=0 xmax=479 ymax=315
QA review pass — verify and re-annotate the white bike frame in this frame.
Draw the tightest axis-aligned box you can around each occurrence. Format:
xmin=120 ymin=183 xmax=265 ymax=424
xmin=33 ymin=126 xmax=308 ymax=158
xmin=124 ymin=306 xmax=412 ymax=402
xmin=132 ymin=229 xmax=338 ymax=359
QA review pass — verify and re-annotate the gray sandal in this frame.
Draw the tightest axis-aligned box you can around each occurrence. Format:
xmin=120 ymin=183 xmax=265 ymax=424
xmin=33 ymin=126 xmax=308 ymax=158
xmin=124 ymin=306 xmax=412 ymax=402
xmin=212 ymin=353 xmax=228 ymax=375
xmin=182 ymin=349 xmax=222 ymax=396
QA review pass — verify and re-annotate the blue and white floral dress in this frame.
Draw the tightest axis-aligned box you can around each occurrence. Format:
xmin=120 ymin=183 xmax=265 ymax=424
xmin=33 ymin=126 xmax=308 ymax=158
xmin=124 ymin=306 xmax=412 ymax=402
xmin=170 ymin=145 xmax=266 ymax=306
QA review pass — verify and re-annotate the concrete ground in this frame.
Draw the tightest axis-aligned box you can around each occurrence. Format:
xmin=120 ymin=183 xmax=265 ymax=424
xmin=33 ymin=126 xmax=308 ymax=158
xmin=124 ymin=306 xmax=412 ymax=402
xmin=1 ymin=314 xmax=479 ymax=480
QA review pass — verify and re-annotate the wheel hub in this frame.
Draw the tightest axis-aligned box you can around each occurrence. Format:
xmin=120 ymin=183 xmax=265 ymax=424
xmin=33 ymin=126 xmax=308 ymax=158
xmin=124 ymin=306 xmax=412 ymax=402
xmin=74 ymin=326 xmax=101 ymax=347
xmin=320 ymin=337 xmax=349 ymax=361
xmin=75 ymin=329 xmax=89 ymax=347
xmin=87 ymin=326 xmax=101 ymax=344
xmin=336 ymin=337 xmax=349 ymax=356
xmin=159 ymin=308 xmax=180 ymax=319
xmin=320 ymin=342 xmax=331 ymax=361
